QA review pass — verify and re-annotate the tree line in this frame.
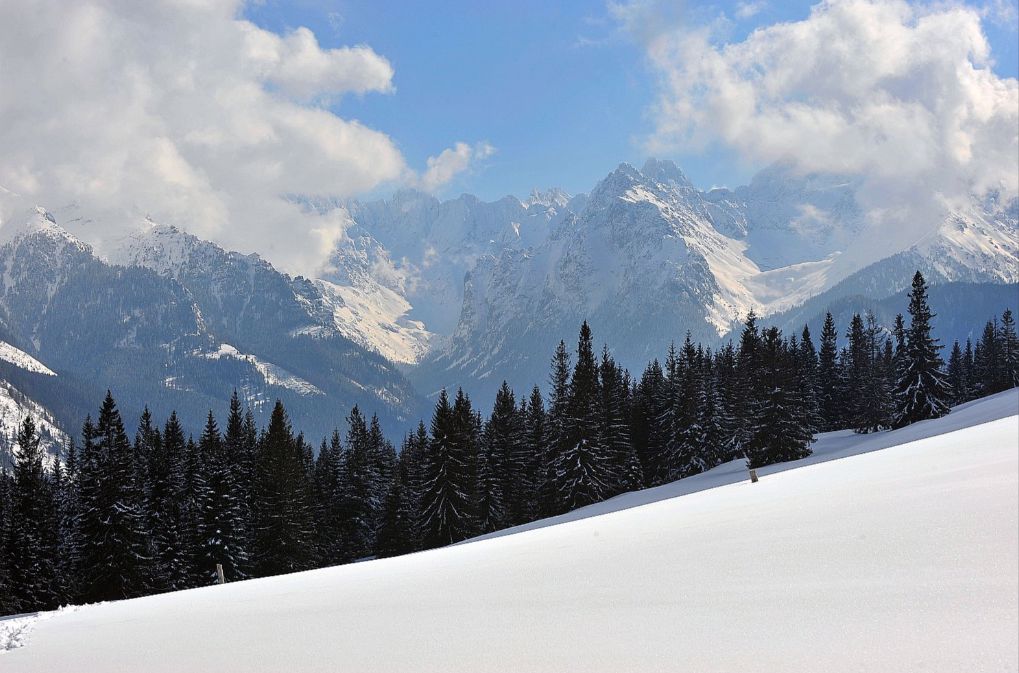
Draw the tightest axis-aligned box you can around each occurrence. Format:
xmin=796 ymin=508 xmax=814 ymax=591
xmin=1 ymin=271 xmax=1016 ymax=614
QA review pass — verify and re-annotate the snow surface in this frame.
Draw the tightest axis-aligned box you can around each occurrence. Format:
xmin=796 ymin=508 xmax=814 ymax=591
xmin=0 ymin=341 xmax=55 ymax=376
xmin=200 ymin=344 xmax=323 ymax=396
xmin=3 ymin=391 xmax=1017 ymax=672
xmin=315 ymin=278 xmax=437 ymax=365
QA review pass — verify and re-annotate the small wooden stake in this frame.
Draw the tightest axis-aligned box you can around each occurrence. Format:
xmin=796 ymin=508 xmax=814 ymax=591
xmin=216 ymin=563 xmax=225 ymax=585
xmin=749 ymin=468 xmax=759 ymax=483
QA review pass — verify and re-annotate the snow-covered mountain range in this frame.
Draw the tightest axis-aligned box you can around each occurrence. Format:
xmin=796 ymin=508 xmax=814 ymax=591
xmin=0 ymin=157 xmax=1015 ymax=432
xmin=0 ymin=209 xmax=421 ymax=440
xmin=322 ymin=159 xmax=1015 ymax=401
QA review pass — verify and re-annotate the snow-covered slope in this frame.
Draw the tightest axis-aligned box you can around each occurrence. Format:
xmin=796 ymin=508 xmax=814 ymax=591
xmin=310 ymin=188 xmax=580 ymax=364
xmin=4 ymin=391 xmax=1016 ymax=672
xmin=0 ymin=377 xmax=66 ymax=468
xmin=0 ymin=341 xmax=55 ymax=377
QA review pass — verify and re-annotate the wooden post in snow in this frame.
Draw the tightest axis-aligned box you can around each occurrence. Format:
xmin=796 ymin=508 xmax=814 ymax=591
xmin=216 ymin=563 xmax=226 ymax=585
xmin=749 ymin=468 xmax=759 ymax=483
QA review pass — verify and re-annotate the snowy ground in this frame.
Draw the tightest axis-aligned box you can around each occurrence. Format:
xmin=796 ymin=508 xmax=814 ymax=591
xmin=3 ymin=391 xmax=1017 ymax=672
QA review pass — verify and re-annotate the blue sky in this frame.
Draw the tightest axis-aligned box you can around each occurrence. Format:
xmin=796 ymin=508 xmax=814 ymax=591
xmin=245 ymin=0 xmax=1019 ymax=201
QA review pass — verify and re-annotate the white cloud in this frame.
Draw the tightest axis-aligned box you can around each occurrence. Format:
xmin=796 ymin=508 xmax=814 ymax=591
xmin=735 ymin=1 xmax=767 ymax=19
xmin=624 ymin=0 xmax=1018 ymax=256
xmin=418 ymin=142 xmax=496 ymax=193
xmin=0 ymin=0 xmax=487 ymax=273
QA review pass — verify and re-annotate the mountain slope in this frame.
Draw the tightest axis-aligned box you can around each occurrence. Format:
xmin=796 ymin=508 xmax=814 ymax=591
xmin=4 ymin=390 xmax=1016 ymax=672
xmin=0 ymin=211 xmax=422 ymax=438
xmin=404 ymin=160 xmax=1016 ymax=402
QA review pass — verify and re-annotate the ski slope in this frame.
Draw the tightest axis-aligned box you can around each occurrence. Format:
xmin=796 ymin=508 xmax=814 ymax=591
xmin=3 ymin=391 xmax=1017 ymax=672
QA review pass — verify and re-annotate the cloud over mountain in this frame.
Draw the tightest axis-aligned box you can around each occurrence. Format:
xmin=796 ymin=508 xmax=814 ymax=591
xmin=622 ymin=0 xmax=1018 ymax=263
xmin=0 ymin=0 xmax=487 ymax=272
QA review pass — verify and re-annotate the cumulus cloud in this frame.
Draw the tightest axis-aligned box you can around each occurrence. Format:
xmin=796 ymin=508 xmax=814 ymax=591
xmin=0 ymin=0 xmax=486 ymax=273
xmin=624 ymin=0 xmax=1019 ymax=258
xmin=418 ymin=142 xmax=496 ymax=193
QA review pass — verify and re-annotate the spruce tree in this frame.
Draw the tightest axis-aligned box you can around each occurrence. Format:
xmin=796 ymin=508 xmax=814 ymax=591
xmin=79 ymin=392 xmax=150 ymax=602
xmin=479 ymin=382 xmax=517 ymax=531
xmin=541 ymin=341 xmax=572 ymax=515
xmin=54 ymin=437 xmax=83 ymax=604
xmin=147 ymin=411 xmax=189 ymax=592
xmin=999 ymin=308 xmax=1018 ymax=389
xmin=375 ymin=450 xmax=416 ymax=558
xmin=199 ymin=411 xmax=247 ymax=583
xmin=553 ymin=322 xmax=613 ymax=511
xmin=313 ymin=429 xmax=346 ymax=565
xmin=9 ymin=416 xmax=59 ymax=611
xmin=894 ymin=272 xmax=950 ymax=427
xmin=341 ymin=406 xmax=379 ymax=561
xmin=509 ymin=386 xmax=543 ymax=524
xmin=418 ymin=390 xmax=476 ymax=548
xmin=251 ymin=400 xmax=315 ymax=576
xmin=0 ymin=469 xmax=17 ymax=615
xmin=746 ymin=329 xmax=813 ymax=467
xmin=947 ymin=341 xmax=966 ymax=405
xmin=817 ymin=312 xmax=841 ymax=430
xmin=599 ymin=348 xmax=640 ymax=494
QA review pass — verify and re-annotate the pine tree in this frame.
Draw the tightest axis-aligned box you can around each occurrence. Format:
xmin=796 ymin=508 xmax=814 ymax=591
xmin=251 ymin=400 xmax=315 ymax=576
xmin=599 ymin=348 xmax=640 ymax=494
xmin=894 ymin=272 xmax=950 ymax=427
xmin=795 ymin=325 xmax=822 ymax=435
xmin=656 ymin=334 xmax=707 ymax=482
xmin=341 ymin=406 xmax=379 ymax=561
xmin=734 ymin=311 xmax=764 ymax=460
xmin=222 ymin=392 xmax=254 ymax=577
xmin=313 ymin=429 xmax=346 ymax=566
xmin=947 ymin=341 xmax=967 ymax=405
xmin=479 ymin=382 xmax=516 ymax=531
xmin=79 ymin=392 xmax=150 ymax=602
xmin=375 ymin=450 xmax=416 ymax=558
xmin=199 ymin=411 xmax=247 ymax=583
xmin=999 ymin=308 xmax=1018 ymax=389
xmin=630 ymin=360 xmax=665 ymax=486
xmin=553 ymin=322 xmax=613 ymax=511
xmin=0 ymin=469 xmax=18 ymax=615
xmin=418 ymin=390 xmax=477 ymax=548
xmin=817 ymin=312 xmax=841 ymax=430
xmin=146 ymin=411 xmax=189 ymax=592
xmin=962 ymin=339 xmax=976 ymax=402
xmin=541 ymin=341 xmax=572 ymax=515
xmin=9 ymin=416 xmax=59 ymax=611
xmin=746 ymin=328 xmax=813 ymax=467
xmin=54 ymin=437 xmax=83 ymax=604
xmin=521 ymin=386 xmax=547 ymax=524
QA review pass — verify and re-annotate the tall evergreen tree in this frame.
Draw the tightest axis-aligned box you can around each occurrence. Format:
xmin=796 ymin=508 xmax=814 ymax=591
xmin=418 ymin=390 xmax=477 ymax=548
xmin=199 ymin=411 xmax=247 ymax=582
xmin=146 ymin=411 xmax=189 ymax=592
xmin=746 ymin=328 xmax=814 ymax=467
xmin=313 ymin=429 xmax=346 ymax=565
xmin=599 ymin=348 xmax=640 ymax=494
xmin=252 ymin=400 xmax=315 ymax=576
xmin=553 ymin=322 xmax=613 ymax=511
xmin=894 ymin=272 xmax=951 ymax=427
xmin=947 ymin=340 xmax=967 ymax=405
xmin=79 ymin=392 xmax=150 ymax=602
xmin=999 ymin=308 xmax=1018 ymax=389
xmin=817 ymin=312 xmax=841 ymax=430
xmin=9 ymin=416 xmax=59 ymax=611
xmin=541 ymin=341 xmax=572 ymax=515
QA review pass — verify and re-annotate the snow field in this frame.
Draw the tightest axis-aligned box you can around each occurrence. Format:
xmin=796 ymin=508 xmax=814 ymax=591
xmin=2 ymin=392 xmax=1017 ymax=672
